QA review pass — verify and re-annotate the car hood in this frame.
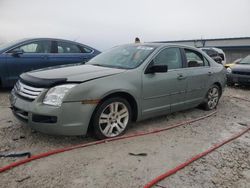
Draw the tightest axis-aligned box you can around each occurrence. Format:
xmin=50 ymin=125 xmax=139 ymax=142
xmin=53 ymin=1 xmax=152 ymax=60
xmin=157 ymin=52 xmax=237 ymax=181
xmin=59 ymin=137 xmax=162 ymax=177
xmin=20 ymin=64 xmax=127 ymax=88
xmin=231 ymin=64 xmax=250 ymax=72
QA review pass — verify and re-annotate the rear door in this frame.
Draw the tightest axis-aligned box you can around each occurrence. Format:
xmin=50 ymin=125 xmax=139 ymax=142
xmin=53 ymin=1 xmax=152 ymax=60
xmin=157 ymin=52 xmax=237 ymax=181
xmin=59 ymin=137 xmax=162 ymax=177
xmin=183 ymin=48 xmax=211 ymax=108
xmin=48 ymin=41 xmax=93 ymax=66
xmin=5 ymin=40 xmax=51 ymax=86
xmin=142 ymin=47 xmax=188 ymax=117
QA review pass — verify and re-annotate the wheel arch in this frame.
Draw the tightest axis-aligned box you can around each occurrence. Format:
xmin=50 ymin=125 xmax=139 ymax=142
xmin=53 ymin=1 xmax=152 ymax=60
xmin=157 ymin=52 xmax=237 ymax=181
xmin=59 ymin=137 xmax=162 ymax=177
xmin=99 ymin=91 xmax=138 ymax=121
xmin=213 ymin=82 xmax=222 ymax=97
xmin=87 ymin=91 xmax=139 ymax=135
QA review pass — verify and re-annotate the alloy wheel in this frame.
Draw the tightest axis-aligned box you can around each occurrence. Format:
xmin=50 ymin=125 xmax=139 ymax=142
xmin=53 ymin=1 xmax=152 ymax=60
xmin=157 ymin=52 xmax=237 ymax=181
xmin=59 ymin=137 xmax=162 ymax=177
xmin=207 ymin=87 xmax=219 ymax=109
xmin=98 ymin=102 xmax=129 ymax=137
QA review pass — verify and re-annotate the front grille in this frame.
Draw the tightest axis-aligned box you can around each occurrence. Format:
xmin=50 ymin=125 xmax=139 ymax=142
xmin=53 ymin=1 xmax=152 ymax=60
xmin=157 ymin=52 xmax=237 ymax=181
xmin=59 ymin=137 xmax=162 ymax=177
xmin=14 ymin=81 xmax=44 ymax=100
xmin=232 ymin=71 xmax=250 ymax=76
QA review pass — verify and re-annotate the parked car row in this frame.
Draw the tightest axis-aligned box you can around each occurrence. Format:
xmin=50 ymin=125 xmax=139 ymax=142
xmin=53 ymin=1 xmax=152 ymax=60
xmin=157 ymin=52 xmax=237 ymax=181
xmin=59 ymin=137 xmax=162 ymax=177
xmin=10 ymin=43 xmax=226 ymax=139
xmin=199 ymin=47 xmax=250 ymax=86
xmin=0 ymin=38 xmax=100 ymax=87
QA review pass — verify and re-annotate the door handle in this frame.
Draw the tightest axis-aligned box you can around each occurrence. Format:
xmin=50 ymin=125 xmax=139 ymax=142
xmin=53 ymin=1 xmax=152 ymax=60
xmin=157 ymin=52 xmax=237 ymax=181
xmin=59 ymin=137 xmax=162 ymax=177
xmin=177 ymin=74 xmax=186 ymax=80
xmin=208 ymin=71 xmax=213 ymax=76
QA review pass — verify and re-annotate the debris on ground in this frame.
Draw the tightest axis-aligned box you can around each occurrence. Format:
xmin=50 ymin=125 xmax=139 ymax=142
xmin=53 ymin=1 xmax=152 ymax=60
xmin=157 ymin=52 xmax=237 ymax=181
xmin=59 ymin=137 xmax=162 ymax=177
xmin=128 ymin=152 xmax=148 ymax=157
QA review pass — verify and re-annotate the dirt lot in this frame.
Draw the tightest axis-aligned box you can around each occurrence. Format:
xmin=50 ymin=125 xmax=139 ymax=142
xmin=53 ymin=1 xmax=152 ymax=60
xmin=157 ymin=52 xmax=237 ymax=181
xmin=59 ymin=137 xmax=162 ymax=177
xmin=0 ymin=86 xmax=250 ymax=188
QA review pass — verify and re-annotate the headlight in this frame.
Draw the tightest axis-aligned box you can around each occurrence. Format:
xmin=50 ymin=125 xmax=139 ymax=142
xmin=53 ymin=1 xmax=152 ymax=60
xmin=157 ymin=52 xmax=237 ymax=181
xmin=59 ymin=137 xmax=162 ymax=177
xmin=43 ymin=84 xmax=77 ymax=106
xmin=226 ymin=67 xmax=232 ymax=74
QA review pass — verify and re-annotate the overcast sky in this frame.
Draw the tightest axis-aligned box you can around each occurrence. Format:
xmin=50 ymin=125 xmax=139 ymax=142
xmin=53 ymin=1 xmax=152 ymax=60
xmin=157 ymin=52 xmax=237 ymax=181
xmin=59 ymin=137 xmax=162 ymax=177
xmin=0 ymin=0 xmax=250 ymax=50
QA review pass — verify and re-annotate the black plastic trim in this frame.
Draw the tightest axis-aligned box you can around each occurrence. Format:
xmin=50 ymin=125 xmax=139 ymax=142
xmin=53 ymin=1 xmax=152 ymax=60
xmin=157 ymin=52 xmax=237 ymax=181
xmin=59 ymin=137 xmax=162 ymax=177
xmin=32 ymin=114 xmax=57 ymax=123
xmin=20 ymin=73 xmax=67 ymax=88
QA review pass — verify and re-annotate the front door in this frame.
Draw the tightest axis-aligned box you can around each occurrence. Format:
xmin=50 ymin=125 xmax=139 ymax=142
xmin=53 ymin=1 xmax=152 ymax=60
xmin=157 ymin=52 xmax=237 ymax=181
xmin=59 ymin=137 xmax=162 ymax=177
xmin=5 ymin=40 xmax=51 ymax=86
xmin=142 ymin=47 xmax=187 ymax=118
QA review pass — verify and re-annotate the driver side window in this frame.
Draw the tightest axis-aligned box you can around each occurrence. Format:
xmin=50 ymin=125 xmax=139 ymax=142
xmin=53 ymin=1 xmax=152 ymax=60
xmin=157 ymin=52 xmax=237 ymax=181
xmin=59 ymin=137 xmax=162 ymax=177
xmin=153 ymin=47 xmax=182 ymax=69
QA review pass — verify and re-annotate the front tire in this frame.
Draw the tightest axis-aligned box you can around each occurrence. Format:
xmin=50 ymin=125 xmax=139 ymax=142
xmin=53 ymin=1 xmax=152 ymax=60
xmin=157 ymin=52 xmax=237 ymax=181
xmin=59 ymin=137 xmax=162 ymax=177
xmin=203 ymin=85 xmax=220 ymax=110
xmin=92 ymin=97 xmax=132 ymax=139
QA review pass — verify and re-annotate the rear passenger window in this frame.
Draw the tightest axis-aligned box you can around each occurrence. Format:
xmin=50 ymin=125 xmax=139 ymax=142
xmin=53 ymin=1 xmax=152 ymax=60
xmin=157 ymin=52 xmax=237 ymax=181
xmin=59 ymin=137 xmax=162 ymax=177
xmin=185 ymin=49 xmax=206 ymax=67
xmin=57 ymin=41 xmax=81 ymax=53
xmin=153 ymin=47 xmax=182 ymax=69
xmin=81 ymin=46 xmax=93 ymax=53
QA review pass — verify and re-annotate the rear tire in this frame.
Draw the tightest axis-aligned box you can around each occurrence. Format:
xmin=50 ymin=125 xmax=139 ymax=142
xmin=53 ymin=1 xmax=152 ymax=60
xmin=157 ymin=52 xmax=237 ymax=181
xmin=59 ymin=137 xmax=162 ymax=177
xmin=202 ymin=84 xmax=220 ymax=110
xmin=92 ymin=97 xmax=132 ymax=140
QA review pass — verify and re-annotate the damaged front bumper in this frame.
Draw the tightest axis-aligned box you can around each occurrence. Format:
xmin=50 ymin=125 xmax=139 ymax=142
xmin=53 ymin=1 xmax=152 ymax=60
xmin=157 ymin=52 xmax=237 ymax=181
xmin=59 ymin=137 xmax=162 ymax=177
xmin=10 ymin=89 xmax=96 ymax=136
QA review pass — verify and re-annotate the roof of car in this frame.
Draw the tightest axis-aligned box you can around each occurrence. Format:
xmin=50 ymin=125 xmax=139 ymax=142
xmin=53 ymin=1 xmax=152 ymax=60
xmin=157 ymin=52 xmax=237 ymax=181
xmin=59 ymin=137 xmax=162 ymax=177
xmin=133 ymin=42 xmax=200 ymax=50
xmin=0 ymin=38 xmax=101 ymax=53
xmin=22 ymin=38 xmax=88 ymax=45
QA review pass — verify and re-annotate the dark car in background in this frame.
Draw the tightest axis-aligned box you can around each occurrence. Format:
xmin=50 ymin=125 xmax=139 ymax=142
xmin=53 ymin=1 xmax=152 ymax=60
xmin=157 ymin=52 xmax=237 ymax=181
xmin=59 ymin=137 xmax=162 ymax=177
xmin=0 ymin=38 xmax=100 ymax=87
xmin=224 ymin=58 xmax=242 ymax=68
xmin=226 ymin=55 xmax=250 ymax=86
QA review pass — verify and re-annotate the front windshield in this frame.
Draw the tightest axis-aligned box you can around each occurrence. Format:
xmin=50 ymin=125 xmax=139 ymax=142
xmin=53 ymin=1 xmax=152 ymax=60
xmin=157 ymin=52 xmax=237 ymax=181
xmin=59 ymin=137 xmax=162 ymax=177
xmin=0 ymin=39 xmax=26 ymax=51
xmin=239 ymin=55 xmax=250 ymax=64
xmin=87 ymin=45 xmax=155 ymax=69
xmin=0 ymin=42 xmax=11 ymax=51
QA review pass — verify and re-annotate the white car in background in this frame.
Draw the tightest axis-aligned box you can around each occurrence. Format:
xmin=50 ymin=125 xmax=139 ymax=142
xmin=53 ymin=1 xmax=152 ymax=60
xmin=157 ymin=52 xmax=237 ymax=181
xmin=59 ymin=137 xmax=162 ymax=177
xmin=200 ymin=47 xmax=226 ymax=65
xmin=213 ymin=47 xmax=226 ymax=65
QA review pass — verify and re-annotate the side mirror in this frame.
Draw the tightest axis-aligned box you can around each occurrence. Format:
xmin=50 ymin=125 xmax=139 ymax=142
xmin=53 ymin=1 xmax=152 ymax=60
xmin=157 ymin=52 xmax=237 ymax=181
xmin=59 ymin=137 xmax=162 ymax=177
xmin=11 ymin=49 xmax=24 ymax=57
xmin=145 ymin=63 xmax=168 ymax=74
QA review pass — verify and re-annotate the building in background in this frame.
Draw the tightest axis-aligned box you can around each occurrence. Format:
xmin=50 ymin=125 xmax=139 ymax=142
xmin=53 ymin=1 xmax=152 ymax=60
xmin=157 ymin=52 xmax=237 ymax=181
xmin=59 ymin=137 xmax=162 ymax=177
xmin=158 ymin=37 xmax=250 ymax=63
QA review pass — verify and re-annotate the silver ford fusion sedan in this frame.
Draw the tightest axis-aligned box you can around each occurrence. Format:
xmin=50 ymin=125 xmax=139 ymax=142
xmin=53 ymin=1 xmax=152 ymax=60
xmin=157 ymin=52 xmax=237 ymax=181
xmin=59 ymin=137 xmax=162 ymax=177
xmin=10 ymin=43 xmax=226 ymax=139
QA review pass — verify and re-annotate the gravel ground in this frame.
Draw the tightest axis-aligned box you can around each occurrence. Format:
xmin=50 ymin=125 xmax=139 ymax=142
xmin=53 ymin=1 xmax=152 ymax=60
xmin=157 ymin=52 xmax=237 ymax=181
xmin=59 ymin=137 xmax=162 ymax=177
xmin=156 ymin=135 xmax=250 ymax=188
xmin=0 ymin=86 xmax=250 ymax=188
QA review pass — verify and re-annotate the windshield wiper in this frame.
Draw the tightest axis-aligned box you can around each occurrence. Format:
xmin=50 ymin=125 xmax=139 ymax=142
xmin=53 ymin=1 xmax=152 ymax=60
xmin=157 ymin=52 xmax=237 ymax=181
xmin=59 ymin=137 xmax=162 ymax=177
xmin=91 ymin=64 xmax=128 ymax=69
xmin=110 ymin=65 xmax=129 ymax=69
xmin=91 ymin=63 xmax=105 ymax=67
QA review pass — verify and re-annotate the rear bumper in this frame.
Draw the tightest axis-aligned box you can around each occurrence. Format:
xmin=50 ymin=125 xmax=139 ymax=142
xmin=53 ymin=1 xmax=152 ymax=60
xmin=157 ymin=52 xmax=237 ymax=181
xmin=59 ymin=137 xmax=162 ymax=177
xmin=227 ymin=74 xmax=250 ymax=85
xmin=10 ymin=91 xmax=96 ymax=136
